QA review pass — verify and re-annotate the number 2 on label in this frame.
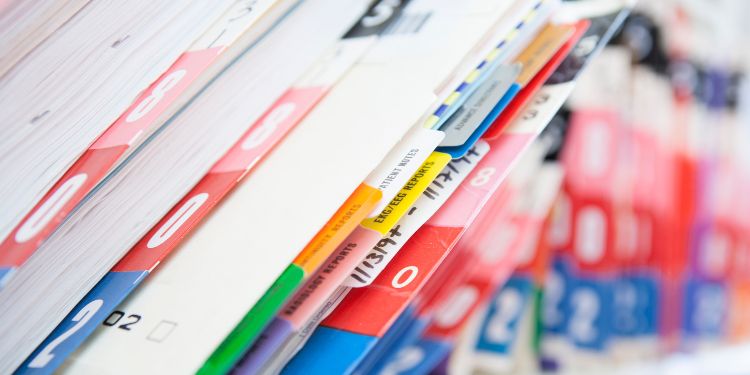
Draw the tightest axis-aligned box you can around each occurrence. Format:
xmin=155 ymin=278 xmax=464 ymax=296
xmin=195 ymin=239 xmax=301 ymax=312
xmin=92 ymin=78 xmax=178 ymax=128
xmin=543 ymin=270 xmax=565 ymax=328
xmin=568 ymin=288 xmax=599 ymax=344
xmin=27 ymin=299 xmax=104 ymax=368
xmin=485 ymin=287 xmax=523 ymax=343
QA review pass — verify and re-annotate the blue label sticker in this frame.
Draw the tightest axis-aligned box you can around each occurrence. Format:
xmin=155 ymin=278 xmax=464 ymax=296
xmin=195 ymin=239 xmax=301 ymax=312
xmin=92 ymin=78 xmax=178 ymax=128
xmin=438 ymin=83 xmax=521 ymax=159
xmin=281 ymin=327 xmax=377 ymax=375
xmin=19 ymin=271 xmax=145 ymax=374
xmin=612 ymin=274 xmax=659 ymax=337
xmin=380 ymin=338 xmax=451 ymax=375
xmin=542 ymin=257 xmax=573 ymax=335
xmin=476 ymin=276 xmax=533 ymax=354
xmin=683 ymin=279 xmax=727 ymax=338
xmin=358 ymin=305 xmax=428 ymax=375
xmin=0 ymin=266 xmax=13 ymax=288
xmin=564 ymin=275 xmax=613 ymax=351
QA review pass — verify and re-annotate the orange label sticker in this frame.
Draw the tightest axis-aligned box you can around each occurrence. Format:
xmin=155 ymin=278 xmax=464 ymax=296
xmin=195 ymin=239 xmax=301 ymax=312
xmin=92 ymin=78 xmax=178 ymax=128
xmin=293 ymin=184 xmax=382 ymax=274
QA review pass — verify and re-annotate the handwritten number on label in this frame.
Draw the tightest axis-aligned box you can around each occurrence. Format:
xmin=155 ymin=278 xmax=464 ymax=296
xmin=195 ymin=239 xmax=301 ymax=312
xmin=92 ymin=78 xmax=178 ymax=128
xmin=27 ymin=299 xmax=104 ymax=368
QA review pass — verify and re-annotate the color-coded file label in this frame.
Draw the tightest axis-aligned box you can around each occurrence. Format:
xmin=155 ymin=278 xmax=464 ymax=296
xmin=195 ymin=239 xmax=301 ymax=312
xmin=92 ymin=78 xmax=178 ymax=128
xmin=476 ymin=276 xmax=534 ymax=354
xmin=240 ymin=152 xmax=450 ymax=374
xmin=438 ymin=64 xmax=521 ymax=149
xmin=20 ymin=36 xmax=373 ymax=374
xmin=345 ymin=142 xmax=490 ymax=288
xmin=0 ymin=0 xmax=281 ymax=284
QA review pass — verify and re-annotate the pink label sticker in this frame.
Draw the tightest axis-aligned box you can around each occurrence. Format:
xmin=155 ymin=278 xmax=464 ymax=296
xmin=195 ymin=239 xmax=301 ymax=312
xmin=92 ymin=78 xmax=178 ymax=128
xmin=112 ymin=170 xmax=241 ymax=272
xmin=281 ymin=226 xmax=381 ymax=329
xmin=428 ymin=133 xmax=532 ymax=228
xmin=323 ymin=225 xmax=463 ymax=337
xmin=112 ymin=86 xmax=325 ymax=273
xmin=211 ymin=86 xmax=326 ymax=174
xmin=563 ymin=110 xmax=619 ymax=196
xmin=0 ymin=146 xmax=126 ymax=267
xmin=93 ymin=47 xmax=222 ymax=149
xmin=427 ymin=278 xmax=490 ymax=338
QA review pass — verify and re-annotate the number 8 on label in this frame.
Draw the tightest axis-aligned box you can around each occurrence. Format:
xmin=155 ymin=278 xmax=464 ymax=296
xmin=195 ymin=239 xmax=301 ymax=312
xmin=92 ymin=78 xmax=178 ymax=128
xmin=126 ymin=69 xmax=187 ymax=123
xmin=470 ymin=167 xmax=496 ymax=187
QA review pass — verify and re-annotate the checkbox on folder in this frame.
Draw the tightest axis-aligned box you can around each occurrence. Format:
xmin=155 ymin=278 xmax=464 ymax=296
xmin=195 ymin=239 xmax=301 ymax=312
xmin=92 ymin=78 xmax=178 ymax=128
xmin=147 ymin=321 xmax=178 ymax=343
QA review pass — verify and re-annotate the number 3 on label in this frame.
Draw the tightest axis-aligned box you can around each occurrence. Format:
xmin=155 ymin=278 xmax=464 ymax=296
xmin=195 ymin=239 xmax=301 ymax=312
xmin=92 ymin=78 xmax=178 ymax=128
xmin=27 ymin=299 xmax=103 ymax=368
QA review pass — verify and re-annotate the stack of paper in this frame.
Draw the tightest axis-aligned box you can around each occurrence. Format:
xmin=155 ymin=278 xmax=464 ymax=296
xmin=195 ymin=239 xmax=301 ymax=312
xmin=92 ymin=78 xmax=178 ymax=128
xmin=0 ymin=0 xmax=296 ymax=285
xmin=0 ymin=0 xmax=633 ymax=374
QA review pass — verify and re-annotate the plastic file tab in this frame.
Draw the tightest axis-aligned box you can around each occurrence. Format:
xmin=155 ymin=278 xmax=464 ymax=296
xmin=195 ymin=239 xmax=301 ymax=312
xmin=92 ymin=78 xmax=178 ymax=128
xmin=484 ymin=20 xmax=587 ymax=140
xmin=438 ymin=64 xmax=522 ymax=149
xmin=361 ymin=152 xmax=452 ymax=235
xmin=292 ymin=184 xmax=383 ymax=274
xmin=345 ymin=143 xmax=490 ymax=288
xmin=438 ymin=79 xmax=522 ymax=159
xmin=241 ymin=152 xmax=449 ymax=374
xmin=422 ymin=0 xmax=558 ymax=130
xmin=281 ymin=8 xmax=630 ymax=367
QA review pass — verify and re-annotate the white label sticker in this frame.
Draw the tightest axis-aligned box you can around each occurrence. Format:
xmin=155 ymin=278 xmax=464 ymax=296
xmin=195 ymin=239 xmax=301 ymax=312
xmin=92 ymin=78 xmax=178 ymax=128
xmin=364 ymin=126 xmax=445 ymax=215
xmin=344 ymin=140 xmax=490 ymax=287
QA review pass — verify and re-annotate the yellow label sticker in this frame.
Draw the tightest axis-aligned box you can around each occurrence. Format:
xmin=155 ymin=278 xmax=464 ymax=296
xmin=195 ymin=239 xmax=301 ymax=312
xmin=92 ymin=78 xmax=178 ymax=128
xmin=360 ymin=152 xmax=451 ymax=235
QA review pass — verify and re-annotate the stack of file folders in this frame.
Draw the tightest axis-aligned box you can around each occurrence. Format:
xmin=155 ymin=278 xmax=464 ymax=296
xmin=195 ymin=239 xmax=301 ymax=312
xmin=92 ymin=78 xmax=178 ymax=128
xmin=0 ymin=0 xmax=632 ymax=373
